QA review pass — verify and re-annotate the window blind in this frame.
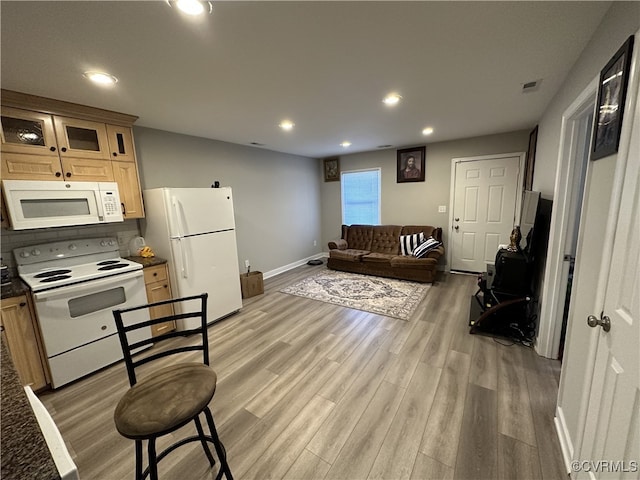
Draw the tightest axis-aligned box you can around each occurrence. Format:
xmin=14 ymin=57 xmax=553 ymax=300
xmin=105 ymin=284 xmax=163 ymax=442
xmin=341 ymin=169 xmax=381 ymax=225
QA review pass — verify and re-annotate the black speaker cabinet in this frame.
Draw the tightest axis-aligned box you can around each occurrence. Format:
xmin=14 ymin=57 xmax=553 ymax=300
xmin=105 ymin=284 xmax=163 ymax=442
xmin=493 ymin=249 xmax=529 ymax=295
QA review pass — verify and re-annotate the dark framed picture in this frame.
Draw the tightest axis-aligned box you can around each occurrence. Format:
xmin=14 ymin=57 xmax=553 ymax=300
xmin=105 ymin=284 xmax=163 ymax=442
xmin=524 ymin=125 xmax=538 ymax=190
xmin=397 ymin=146 xmax=426 ymax=183
xmin=591 ymin=35 xmax=634 ymax=161
xmin=323 ymin=157 xmax=340 ymax=182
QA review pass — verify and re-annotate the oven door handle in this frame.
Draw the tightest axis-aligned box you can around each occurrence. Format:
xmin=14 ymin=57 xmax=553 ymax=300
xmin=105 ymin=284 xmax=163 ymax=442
xmin=33 ymin=270 xmax=143 ymax=301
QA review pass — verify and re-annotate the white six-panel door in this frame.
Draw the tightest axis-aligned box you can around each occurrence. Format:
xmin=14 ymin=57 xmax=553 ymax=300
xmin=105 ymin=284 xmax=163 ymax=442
xmin=575 ymin=56 xmax=640 ymax=479
xmin=450 ymin=153 xmax=523 ymax=272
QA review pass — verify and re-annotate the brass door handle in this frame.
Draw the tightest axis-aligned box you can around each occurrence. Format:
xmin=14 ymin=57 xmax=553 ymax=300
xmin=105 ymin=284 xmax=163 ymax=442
xmin=587 ymin=313 xmax=611 ymax=332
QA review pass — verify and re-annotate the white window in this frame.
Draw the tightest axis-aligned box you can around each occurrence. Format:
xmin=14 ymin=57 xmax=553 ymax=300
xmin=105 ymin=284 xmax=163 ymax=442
xmin=341 ymin=168 xmax=381 ymax=225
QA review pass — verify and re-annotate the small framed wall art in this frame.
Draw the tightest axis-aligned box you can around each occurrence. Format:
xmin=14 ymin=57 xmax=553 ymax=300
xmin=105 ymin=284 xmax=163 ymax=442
xmin=397 ymin=146 xmax=426 ymax=183
xmin=524 ymin=125 xmax=538 ymax=190
xmin=323 ymin=157 xmax=340 ymax=182
xmin=591 ymin=35 xmax=634 ymax=161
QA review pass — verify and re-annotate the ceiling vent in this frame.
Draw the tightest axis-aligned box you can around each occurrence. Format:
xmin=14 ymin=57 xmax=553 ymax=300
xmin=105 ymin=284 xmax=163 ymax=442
xmin=377 ymin=144 xmax=393 ymax=149
xmin=249 ymin=142 xmax=265 ymax=146
xmin=522 ymin=79 xmax=542 ymax=93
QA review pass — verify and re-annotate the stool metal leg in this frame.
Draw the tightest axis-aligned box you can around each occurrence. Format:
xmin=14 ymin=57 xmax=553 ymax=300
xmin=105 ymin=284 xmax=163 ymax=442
xmin=135 ymin=440 xmax=143 ymax=480
xmin=148 ymin=438 xmax=158 ymax=480
xmin=204 ymin=407 xmax=233 ymax=480
xmin=194 ymin=414 xmax=216 ymax=467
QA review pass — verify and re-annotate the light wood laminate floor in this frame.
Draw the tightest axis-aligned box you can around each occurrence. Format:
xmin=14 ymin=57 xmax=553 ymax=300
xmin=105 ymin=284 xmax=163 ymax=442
xmin=39 ymin=266 xmax=567 ymax=479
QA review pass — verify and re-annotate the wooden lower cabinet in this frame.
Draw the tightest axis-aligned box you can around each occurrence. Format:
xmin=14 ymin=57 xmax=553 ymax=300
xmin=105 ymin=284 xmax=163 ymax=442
xmin=0 ymin=295 xmax=49 ymax=390
xmin=143 ymin=264 xmax=176 ymax=337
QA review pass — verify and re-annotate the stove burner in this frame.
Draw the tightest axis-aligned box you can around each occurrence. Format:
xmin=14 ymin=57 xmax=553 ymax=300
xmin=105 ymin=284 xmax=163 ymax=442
xmin=97 ymin=260 xmax=121 ymax=266
xmin=98 ymin=264 xmax=128 ymax=271
xmin=34 ymin=269 xmax=72 ymax=278
xmin=40 ymin=275 xmax=72 ymax=283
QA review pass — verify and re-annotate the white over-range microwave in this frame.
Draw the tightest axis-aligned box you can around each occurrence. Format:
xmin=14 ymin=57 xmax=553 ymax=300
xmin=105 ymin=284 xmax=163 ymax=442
xmin=2 ymin=180 xmax=124 ymax=230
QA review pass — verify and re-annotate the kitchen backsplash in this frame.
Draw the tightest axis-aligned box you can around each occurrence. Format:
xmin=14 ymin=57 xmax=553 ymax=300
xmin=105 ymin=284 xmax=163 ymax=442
xmin=1 ymin=220 xmax=141 ymax=277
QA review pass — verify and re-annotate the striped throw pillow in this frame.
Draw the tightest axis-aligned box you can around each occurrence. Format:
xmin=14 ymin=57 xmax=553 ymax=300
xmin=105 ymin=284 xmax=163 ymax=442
xmin=412 ymin=237 xmax=442 ymax=258
xmin=400 ymin=232 xmax=425 ymax=256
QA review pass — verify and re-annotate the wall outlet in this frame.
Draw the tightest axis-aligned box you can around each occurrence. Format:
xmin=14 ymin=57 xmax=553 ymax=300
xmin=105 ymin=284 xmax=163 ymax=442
xmin=313 ymin=240 xmax=317 ymax=247
xmin=244 ymin=259 xmax=250 ymax=269
xmin=438 ymin=205 xmax=447 ymax=213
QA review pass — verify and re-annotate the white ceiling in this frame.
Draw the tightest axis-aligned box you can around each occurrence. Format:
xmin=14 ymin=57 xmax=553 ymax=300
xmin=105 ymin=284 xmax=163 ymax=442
xmin=1 ymin=1 xmax=611 ymax=159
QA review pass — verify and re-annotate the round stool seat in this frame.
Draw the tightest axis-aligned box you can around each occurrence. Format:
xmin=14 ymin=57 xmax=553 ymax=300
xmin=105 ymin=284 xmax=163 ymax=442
xmin=114 ymin=363 xmax=217 ymax=439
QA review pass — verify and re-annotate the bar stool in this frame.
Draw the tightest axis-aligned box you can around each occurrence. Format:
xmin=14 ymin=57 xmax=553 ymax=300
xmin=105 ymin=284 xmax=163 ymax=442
xmin=112 ymin=293 xmax=233 ymax=480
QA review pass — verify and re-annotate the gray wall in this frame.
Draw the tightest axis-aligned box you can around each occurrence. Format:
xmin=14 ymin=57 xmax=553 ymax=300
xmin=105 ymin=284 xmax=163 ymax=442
xmin=534 ymin=1 xmax=640 ymax=198
xmin=320 ymin=130 xmax=530 ymax=268
xmin=133 ymin=127 xmax=322 ymax=276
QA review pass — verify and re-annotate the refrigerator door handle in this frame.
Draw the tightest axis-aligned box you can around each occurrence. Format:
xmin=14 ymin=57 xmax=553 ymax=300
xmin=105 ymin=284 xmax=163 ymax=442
xmin=172 ymin=196 xmax=186 ymax=239
xmin=176 ymin=237 xmax=189 ymax=278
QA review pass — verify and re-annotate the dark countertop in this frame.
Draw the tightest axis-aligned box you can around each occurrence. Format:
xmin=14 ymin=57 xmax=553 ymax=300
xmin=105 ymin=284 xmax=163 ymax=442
xmin=1 ymin=278 xmax=30 ymax=300
xmin=0 ymin=339 xmax=60 ymax=480
xmin=126 ymin=256 xmax=168 ymax=268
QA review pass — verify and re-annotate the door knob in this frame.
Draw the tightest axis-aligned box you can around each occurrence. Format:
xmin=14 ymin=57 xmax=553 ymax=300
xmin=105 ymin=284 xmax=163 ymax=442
xmin=587 ymin=313 xmax=611 ymax=332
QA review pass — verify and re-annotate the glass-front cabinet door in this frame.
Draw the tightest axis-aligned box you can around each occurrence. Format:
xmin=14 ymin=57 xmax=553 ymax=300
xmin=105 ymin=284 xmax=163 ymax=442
xmin=0 ymin=107 xmax=58 ymax=157
xmin=53 ymin=116 xmax=110 ymax=160
xmin=106 ymin=125 xmax=136 ymax=162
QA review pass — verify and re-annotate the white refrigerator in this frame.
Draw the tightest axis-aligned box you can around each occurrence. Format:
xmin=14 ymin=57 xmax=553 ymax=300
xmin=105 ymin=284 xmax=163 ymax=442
xmin=143 ymin=187 xmax=243 ymax=330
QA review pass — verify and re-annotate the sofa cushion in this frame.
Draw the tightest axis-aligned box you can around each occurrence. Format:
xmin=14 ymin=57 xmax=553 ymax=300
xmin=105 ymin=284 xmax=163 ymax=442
xmin=390 ymin=255 xmax=438 ymax=267
xmin=412 ymin=237 xmax=442 ymax=258
xmin=400 ymin=232 xmax=425 ymax=255
xmin=345 ymin=225 xmax=373 ymax=251
xmin=362 ymin=252 xmax=394 ymax=264
xmin=329 ymin=249 xmax=370 ymax=262
xmin=370 ymin=225 xmax=402 ymax=254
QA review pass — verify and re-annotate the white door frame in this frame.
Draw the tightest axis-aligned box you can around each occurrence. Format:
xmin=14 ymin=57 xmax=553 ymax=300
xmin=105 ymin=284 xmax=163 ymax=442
xmin=447 ymin=152 xmax=525 ymax=272
xmin=536 ymin=77 xmax=598 ymax=360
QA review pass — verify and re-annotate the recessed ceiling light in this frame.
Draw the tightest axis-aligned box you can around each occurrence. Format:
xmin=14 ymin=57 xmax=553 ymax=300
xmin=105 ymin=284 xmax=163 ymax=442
xmin=340 ymin=141 xmax=352 ymax=148
xmin=279 ymin=120 xmax=295 ymax=131
xmin=422 ymin=127 xmax=434 ymax=135
xmin=383 ymin=93 xmax=402 ymax=106
xmin=83 ymin=71 xmax=118 ymax=86
xmin=167 ymin=0 xmax=213 ymax=16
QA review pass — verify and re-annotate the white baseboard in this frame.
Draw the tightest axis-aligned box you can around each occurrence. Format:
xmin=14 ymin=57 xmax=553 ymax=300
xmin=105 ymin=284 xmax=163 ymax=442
xmin=554 ymin=406 xmax=574 ymax=475
xmin=262 ymin=252 xmax=327 ymax=280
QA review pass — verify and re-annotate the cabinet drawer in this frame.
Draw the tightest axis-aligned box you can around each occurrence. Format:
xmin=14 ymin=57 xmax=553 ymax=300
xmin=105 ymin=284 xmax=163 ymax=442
xmin=143 ymin=264 xmax=168 ymax=284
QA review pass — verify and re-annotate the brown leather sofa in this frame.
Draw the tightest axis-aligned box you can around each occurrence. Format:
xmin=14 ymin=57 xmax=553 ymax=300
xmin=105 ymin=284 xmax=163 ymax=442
xmin=327 ymin=224 xmax=444 ymax=283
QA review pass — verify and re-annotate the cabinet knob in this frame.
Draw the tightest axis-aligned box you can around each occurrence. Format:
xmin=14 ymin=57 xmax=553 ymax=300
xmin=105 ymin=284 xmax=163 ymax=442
xmin=19 ymin=302 xmax=26 ymax=307
xmin=55 ymin=172 xmax=62 ymax=177
xmin=65 ymin=172 xmax=72 ymax=178
xmin=50 ymin=146 xmax=56 ymax=152
xmin=121 ymin=203 xmax=126 ymax=215
xmin=153 ymin=272 xmax=158 ymax=277
xmin=61 ymin=147 xmax=67 ymax=152
xmin=112 ymin=152 xmax=118 ymax=157
xmin=164 ymin=284 xmax=168 ymax=288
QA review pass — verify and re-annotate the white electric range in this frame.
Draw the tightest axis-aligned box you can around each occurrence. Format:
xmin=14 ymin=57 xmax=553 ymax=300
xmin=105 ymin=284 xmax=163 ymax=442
xmin=15 ymin=237 xmax=150 ymax=388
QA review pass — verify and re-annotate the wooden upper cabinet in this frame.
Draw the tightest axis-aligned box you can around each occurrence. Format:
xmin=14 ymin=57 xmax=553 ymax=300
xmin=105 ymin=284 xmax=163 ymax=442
xmin=53 ymin=116 xmax=111 ymax=160
xmin=112 ymin=161 xmax=144 ymax=218
xmin=107 ymin=125 xmax=136 ymax=162
xmin=0 ymin=106 xmax=58 ymax=157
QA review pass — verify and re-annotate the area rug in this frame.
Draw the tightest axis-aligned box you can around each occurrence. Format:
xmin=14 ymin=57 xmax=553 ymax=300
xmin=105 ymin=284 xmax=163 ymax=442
xmin=280 ymin=269 xmax=430 ymax=320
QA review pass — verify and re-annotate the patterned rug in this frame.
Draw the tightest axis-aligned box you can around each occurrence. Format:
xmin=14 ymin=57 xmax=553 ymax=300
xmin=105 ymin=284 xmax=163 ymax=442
xmin=280 ymin=269 xmax=430 ymax=320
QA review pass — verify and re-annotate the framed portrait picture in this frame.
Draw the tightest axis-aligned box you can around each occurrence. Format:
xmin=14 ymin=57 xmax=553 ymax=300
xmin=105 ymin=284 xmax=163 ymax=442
xmin=524 ymin=125 xmax=538 ymax=190
xmin=591 ymin=35 xmax=634 ymax=161
xmin=397 ymin=146 xmax=426 ymax=183
xmin=323 ymin=157 xmax=340 ymax=182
